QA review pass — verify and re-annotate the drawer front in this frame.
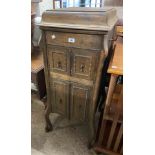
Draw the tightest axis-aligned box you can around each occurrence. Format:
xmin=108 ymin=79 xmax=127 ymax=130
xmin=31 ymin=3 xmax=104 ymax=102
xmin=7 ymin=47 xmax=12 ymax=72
xmin=47 ymin=46 xmax=70 ymax=74
xmin=46 ymin=31 xmax=102 ymax=50
xmin=51 ymin=79 xmax=69 ymax=118
xmin=71 ymin=49 xmax=99 ymax=80
xmin=70 ymin=83 xmax=90 ymax=123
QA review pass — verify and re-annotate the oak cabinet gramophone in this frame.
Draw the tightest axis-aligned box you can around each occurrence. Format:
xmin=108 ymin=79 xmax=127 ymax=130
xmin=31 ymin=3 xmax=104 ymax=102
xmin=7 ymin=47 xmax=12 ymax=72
xmin=39 ymin=7 xmax=117 ymax=146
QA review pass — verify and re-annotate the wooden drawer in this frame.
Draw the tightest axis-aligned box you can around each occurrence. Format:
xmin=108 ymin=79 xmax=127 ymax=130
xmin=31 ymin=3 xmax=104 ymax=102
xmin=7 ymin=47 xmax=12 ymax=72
xmin=46 ymin=31 xmax=102 ymax=50
xmin=51 ymin=79 xmax=69 ymax=118
xmin=47 ymin=46 xmax=70 ymax=75
xmin=70 ymin=83 xmax=90 ymax=123
xmin=71 ymin=48 xmax=99 ymax=80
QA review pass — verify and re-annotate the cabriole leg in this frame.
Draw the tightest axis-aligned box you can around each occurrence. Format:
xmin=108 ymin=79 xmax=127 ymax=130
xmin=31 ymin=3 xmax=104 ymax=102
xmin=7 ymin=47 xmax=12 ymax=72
xmin=45 ymin=105 xmax=53 ymax=132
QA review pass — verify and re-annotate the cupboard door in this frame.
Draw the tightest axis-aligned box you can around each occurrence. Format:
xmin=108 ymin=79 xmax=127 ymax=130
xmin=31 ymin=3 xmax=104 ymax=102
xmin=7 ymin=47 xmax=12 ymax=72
xmin=71 ymin=48 xmax=99 ymax=80
xmin=51 ymin=79 xmax=69 ymax=118
xmin=47 ymin=46 xmax=70 ymax=75
xmin=70 ymin=83 xmax=90 ymax=123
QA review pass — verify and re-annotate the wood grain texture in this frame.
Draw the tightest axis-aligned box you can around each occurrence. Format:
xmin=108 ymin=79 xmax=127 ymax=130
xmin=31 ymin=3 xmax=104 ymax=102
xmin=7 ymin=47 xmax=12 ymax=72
xmin=47 ymin=45 xmax=70 ymax=75
xmin=108 ymin=38 xmax=123 ymax=75
xmin=95 ymin=35 xmax=123 ymax=154
xmin=105 ymin=74 xmax=118 ymax=113
xmin=31 ymin=49 xmax=44 ymax=72
xmin=46 ymin=31 xmax=102 ymax=50
xmin=40 ymin=31 xmax=53 ymax=132
xmin=107 ymin=116 xmax=119 ymax=149
xmin=114 ymin=123 xmax=123 ymax=152
xmin=98 ymin=119 xmax=107 ymax=145
xmin=39 ymin=8 xmax=117 ymax=146
xmin=89 ymin=51 xmax=106 ymax=146
xmin=116 ymin=26 xmax=123 ymax=37
xmin=40 ymin=8 xmax=118 ymax=31
xmin=50 ymin=72 xmax=93 ymax=86
xmin=71 ymin=48 xmax=99 ymax=80
xmin=51 ymin=79 xmax=69 ymax=118
xmin=70 ymin=84 xmax=90 ymax=123
xmin=94 ymin=146 xmax=121 ymax=155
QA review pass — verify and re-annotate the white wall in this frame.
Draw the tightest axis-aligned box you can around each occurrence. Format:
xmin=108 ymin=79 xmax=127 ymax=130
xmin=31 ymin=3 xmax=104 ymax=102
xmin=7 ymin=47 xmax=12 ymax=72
xmin=39 ymin=0 xmax=53 ymax=16
xmin=31 ymin=0 xmax=53 ymax=17
xmin=104 ymin=0 xmax=123 ymax=19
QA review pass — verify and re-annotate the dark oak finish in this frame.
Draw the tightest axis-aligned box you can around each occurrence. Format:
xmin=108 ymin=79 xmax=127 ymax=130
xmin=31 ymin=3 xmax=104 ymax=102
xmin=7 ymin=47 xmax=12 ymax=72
xmin=39 ymin=7 xmax=117 ymax=146
xmin=71 ymin=48 xmax=99 ymax=80
xmin=51 ymin=79 xmax=69 ymax=118
xmin=70 ymin=83 xmax=90 ymax=123
xmin=47 ymin=45 xmax=70 ymax=75
xmin=95 ymin=85 xmax=123 ymax=155
xmin=46 ymin=31 xmax=102 ymax=50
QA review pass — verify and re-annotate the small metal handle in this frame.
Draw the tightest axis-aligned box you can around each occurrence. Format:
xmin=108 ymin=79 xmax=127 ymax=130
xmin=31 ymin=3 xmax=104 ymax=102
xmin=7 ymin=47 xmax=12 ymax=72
xmin=80 ymin=64 xmax=85 ymax=72
xmin=57 ymin=61 xmax=62 ymax=69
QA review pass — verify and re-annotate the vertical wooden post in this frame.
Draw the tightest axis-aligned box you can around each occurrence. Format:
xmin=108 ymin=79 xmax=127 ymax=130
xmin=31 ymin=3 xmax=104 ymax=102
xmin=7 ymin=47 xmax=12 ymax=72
xmin=104 ymin=74 xmax=118 ymax=114
xmin=114 ymin=123 xmax=123 ymax=152
xmin=107 ymin=116 xmax=118 ymax=149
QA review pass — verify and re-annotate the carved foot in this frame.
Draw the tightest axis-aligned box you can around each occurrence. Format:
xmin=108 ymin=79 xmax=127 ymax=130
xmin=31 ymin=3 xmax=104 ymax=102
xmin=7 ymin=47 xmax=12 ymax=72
xmin=88 ymin=139 xmax=95 ymax=149
xmin=45 ymin=124 xmax=53 ymax=132
xmin=87 ymin=142 xmax=93 ymax=149
xmin=45 ymin=103 xmax=53 ymax=132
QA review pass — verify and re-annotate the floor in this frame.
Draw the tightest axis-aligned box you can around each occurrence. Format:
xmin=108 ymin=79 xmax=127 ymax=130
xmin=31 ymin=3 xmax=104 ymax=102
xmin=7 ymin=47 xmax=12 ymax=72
xmin=31 ymin=94 xmax=101 ymax=155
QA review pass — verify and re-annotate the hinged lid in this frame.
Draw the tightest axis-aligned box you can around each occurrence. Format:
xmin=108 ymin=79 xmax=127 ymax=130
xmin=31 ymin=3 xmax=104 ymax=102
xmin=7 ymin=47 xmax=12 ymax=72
xmin=40 ymin=7 xmax=118 ymax=31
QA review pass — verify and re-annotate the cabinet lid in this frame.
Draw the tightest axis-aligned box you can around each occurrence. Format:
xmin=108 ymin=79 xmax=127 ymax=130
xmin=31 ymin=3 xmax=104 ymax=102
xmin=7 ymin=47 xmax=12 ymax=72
xmin=39 ymin=7 xmax=118 ymax=31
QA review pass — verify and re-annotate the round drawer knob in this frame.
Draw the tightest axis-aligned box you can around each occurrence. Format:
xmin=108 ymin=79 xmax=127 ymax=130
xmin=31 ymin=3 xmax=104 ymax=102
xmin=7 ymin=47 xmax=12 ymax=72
xmin=51 ymin=34 xmax=56 ymax=39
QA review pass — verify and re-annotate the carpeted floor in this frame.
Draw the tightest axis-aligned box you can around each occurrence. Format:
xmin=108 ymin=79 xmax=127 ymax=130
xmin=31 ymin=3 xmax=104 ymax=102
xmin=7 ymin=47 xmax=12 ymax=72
xmin=31 ymin=94 xmax=99 ymax=155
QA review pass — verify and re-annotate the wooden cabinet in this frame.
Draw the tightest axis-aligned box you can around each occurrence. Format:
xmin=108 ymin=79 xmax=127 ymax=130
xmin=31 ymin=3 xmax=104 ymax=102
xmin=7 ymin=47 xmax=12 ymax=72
xmin=40 ymin=8 xmax=117 ymax=147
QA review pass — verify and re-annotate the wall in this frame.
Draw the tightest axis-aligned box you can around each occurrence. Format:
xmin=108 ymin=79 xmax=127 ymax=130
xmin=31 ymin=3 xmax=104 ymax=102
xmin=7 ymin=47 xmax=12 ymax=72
xmin=31 ymin=0 xmax=53 ymax=17
xmin=39 ymin=0 xmax=53 ymax=16
xmin=104 ymin=0 xmax=123 ymax=20
xmin=104 ymin=0 xmax=123 ymax=6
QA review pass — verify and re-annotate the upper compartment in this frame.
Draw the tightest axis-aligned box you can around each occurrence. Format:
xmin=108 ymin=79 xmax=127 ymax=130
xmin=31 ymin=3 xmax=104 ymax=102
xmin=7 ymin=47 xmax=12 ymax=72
xmin=40 ymin=7 xmax=118 ymax=31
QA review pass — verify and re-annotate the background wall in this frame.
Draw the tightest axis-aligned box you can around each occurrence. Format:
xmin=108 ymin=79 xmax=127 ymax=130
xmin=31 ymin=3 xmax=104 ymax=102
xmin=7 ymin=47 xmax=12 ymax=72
xmin=104 ymin=0 xmax=123 ymax=20
xmin=39 ymin=0 xmax=53 ymax=16
xmin=104 ymin=0 xmax=123 ymax=6
xmin=32 ymin=0 xmax=122 ymax=18
xmin=31 ymin=0 xmax=53 ymax=17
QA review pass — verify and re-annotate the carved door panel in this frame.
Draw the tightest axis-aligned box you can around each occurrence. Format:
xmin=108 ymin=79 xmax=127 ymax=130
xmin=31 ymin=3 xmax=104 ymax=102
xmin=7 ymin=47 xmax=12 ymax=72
xmin=70 ymin=83 xmax=90 ymax=123
xmin=47 ymin=45 xmax=70 ymax=75
xmin=71 ymin=48 xmax=98 ymax=80
xmin=51 ymin=79 xmax=69 ymax=118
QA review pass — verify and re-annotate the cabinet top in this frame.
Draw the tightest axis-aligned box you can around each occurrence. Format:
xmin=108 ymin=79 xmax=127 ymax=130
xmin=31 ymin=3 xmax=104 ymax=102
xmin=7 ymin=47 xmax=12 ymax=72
xmin=39 ymin=7 xmax=118 ymax=31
